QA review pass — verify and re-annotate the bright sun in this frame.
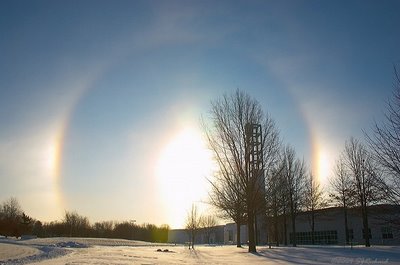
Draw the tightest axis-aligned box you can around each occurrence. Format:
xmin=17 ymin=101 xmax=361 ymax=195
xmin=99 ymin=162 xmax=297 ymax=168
xmin=155 ymin=127 xmax=215 ymax=228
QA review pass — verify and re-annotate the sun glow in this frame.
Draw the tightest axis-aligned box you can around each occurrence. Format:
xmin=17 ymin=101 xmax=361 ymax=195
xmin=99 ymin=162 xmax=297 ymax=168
xmin=45 ymin=138 xmax=60 ymax=177
xmin=317 ymin=149 xmax=329 ymax=185
xmin=156 ymin=127 xmax=215 ymax=228
xmin=40 ymin=128 xmax=66 ymax=218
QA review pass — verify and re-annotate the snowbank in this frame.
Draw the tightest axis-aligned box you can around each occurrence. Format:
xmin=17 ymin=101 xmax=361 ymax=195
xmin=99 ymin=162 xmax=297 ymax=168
xmin=0 ymin=243 xmax=39 ymax=262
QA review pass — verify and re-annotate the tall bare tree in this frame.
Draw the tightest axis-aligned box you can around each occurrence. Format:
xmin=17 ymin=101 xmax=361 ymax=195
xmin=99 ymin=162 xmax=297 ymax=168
xmin=203 ymin=89 xmax=280 ymax=252
xmin=304 ymin=172 xmax=326 ymax=245
xmin=365 ymin=67 xmax=400 ymax=204
xmin=343 ymin=137 xmax=386 ymax=247
xmin=329 ymin=157 xmax=357 ymax=244
xmin=281 ymin=145 xmax=306 ymax=247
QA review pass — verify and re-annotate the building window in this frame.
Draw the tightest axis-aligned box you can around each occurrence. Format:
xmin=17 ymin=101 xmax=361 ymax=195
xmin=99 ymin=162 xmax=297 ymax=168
xmin=289 ymin=230 xmax=338 ymax=245
xmin=382 ymin=227 xmax=393 ymax=239
xmin=362 ymin=228 xmax=372 ymax=239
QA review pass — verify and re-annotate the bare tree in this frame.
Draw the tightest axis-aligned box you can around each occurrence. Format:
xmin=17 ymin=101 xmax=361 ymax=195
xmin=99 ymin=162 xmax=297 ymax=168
xmin=304 ymin=172 xmax=327 ymax=245
xmin=343 ymin=137 xmax=387 ymax=247
xmin=185 ymin=204 xmax=201 ymax=249
xmin=203 ymin=89 xmax=280 ymax=253
xmin=1 ymin=197 xmax=22 ymax=220
xmin=281 ymin=145 xmax=306 ymax=247
xmin=329 ymin=157 xmax=357 ymax=244
xmin=365 ymin=67 xmax=400 ymax=204
xmin=63 ymin=211 xmax=90 ymax=237
xmin=265 ymin=159 xmax=287 ymax=246
xmin=0 ymin=197 xmax=24 ymax=238
xmin=209 ymin=168 xmax=246 ymax=247
xmin=200 ymin=215 xmax=218 ymax=244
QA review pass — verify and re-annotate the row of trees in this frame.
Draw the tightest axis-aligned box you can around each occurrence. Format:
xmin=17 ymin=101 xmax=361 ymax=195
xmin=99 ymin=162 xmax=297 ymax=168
xmin=263 ymin=145 xmax=328 ymax=247
xmin=204 ymin=90 xmax=321 ymax=252
xmin=329 ymin=138 xmax=388 ymax=247
xmin=265 ymin=135 xmax=395 ymax=248
xmin=42 ymin=213 xmax=169 ymax=242
xmin=329 ymin=68 xmax=400 ymax=247
xmin=265 ymin=72 xmax=400 ymax=247
xmin=204 ymin=71 xmax=400 ymax=252
xmin=0 ymin=198 xmax=169 ymax=243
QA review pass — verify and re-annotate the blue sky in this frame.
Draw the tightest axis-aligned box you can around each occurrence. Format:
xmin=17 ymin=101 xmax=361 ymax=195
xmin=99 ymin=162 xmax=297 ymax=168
xmin=1 ymin=0 xmax=399 ymax=228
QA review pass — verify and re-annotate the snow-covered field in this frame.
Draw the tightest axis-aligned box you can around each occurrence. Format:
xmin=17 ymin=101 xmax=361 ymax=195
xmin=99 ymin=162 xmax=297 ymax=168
xmin=1 ymin=237 xmax=400 ymax=264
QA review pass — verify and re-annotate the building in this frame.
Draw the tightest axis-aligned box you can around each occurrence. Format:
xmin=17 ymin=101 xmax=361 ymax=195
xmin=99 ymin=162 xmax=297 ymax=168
xmin=168 ymin=225 xmax=225 ymax=245
xmin=169 ymin=205 xmax=400 ymax=246
xmin=284 ymin=205 xmax=400 ymax=246
xmin=223 ymin=223 xmax=248 ymax=245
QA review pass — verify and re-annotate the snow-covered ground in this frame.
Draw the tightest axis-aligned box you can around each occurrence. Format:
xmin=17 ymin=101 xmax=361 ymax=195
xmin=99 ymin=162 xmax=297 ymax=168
xmin=1 ymin=237 xmax=400 ymax=264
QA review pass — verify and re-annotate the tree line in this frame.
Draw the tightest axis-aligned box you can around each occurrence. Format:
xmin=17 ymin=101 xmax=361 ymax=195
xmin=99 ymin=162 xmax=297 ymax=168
xmin=204 ymin=68 xmax=400 ymax=252
xmin=0 ymin=198 xmax=169 ymax=243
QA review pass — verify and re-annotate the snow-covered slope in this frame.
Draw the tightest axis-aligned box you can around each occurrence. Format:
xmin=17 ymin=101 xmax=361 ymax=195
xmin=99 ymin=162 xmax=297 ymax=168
xmin=1 ymin=237 xmax=400 ymax=265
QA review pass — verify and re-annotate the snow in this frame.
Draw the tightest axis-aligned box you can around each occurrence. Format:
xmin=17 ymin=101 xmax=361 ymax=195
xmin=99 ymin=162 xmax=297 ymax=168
xmin=0 ymin=243 xmax=39 ymax=262
xmin=1 ymin=237 xmax=400 ymax=264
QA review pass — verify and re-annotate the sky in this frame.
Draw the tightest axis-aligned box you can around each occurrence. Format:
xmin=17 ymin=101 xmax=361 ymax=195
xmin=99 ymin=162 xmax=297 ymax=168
xmin=0 ymin=0 xmax=399 ymax=229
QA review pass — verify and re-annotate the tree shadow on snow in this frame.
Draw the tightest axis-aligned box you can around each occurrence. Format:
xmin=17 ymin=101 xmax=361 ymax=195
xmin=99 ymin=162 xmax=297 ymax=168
xmin=250 ymin=246 xmax=400 ymax=265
